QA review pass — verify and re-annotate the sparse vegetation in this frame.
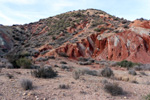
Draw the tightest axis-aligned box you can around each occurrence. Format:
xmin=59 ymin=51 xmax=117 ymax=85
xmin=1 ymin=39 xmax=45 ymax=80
xmin=140 ymin=72 xmax=147 ymax=76
xmin=94 ymin=28 xmax=102 ymax=32
xmin=20 ymin=79 xmax=33 ymax=90
xmin=104 ymin=82 xmax=124 ymax=96
xmin=101 ymin=67 xmax=114 ymax=77
xmin=91 ymin=19 xmax=105 ymax=27
xmin=145 ymin=94 xmax=150 ymax=100
xmin=16 ymin=58 xmax=32 ymax=69
xmin=31 ymin=67 xmax=57 ymax=78
xmin=94 ymin=27 xmax=106 ymax=32
xmin=117 ymin=60 xmax=139 ymax=69
xmin=59 ymin=84 xmax=70 ymax=89
xmin=52 ymin=36 xmax=56 ymax=40
xmin=81 ymin=68 xmax=98 ymax=76
xmin=72 ymin=70 xmax=80 ymax=80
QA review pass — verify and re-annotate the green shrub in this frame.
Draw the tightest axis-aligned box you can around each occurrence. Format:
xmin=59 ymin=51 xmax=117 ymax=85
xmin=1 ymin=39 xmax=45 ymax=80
xmin=31 ymin=67 xmax=57 ymax=78
xmin=6 ymin=54 xmax=20 ymax=68
xmin=91 ymin=19 xmax=105 ymax=27
xmin=16 ymin=58 xmax=32 ymax=69
xmin=117 ymin=60 xmax=139 ymax=68
xmin=6 ymin=53 xmax=31 ymax=68
xmin=145 ymin=94 xmax=150 ymax=100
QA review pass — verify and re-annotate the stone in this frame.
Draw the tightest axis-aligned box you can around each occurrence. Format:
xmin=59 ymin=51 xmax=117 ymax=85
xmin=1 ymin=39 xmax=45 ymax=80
xmin=121 ymin=76 xmax=129 ymax=82
xmin=128 ymin=69 xmax=137 ymax=76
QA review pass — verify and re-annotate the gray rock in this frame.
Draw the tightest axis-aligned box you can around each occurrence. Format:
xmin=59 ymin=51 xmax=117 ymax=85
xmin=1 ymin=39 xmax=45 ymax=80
xmin=0 ymin=58 xmax=14 ymax=68
xmin=44 ymin=65 xmax=52 ymax=68
xmin=5 ymin=63 xmax=13 ymax=69
xmin=128 ymin=69 xmax=137 ymax=76
xmin=134 ymin=64 xmax=150 ymax=71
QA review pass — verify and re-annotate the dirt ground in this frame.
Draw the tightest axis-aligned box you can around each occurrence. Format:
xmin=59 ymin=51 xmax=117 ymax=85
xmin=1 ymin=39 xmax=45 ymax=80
xmin=0 ymin=58 xmax=150 ymax=100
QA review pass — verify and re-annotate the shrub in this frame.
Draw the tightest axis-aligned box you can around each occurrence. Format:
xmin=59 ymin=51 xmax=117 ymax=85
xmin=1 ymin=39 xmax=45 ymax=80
xmin=52 ymin=36 xmax=56 ymax=40
xmin=81 ymin=68 xmax=98 ymax=76
xmin=31 ymin=67 xmax=57 ymax=78
xmin=59 ymin=84 xmax=70 ymax=89
xmin=20 ymin=51 xmax=30 ymax=57
xmin=72 ymin=70 xmax=80 ymax=80
xmin=117 ymin=60 xmax=139 ymax=69
xmin=101 ymin=67 xmax=114 ymax=77
xmin=60 ymin=61 xmax=67 ymax=64
xmin=94 ymin=27 xmax=106 ymax=32
xmin=20 ymin=79 xmax=33 ymax=90
xmin=123 ymin=25 xmax=129 ymax=29
xmin=6 ymin=54 xmax=20 ymax=68
xmin=91 ymin=20 xmax=105 ymax=27
xmin=94 ymin=28 xmax=102 ymax=32
xmin=101 ymin=79 xmax=108 ymax=84
xmin=16 ymin=58 xmax=32 ymax=69
xmin=104 ymin=82 xmax=123 ymax=96
xmin=140 ymin=72 xmax=147 ymax=76
xmin=145 ymin=94 xmax=150 ymax=100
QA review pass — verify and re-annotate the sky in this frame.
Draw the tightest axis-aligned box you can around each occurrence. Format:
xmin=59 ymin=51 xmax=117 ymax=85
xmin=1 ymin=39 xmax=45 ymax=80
xmin=0 ymin=0 xmax=150 ymax=25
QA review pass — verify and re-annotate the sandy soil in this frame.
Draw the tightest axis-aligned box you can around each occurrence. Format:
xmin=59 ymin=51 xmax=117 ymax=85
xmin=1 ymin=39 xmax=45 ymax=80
xmin=0 ymin=58 xmax=150 ymax=100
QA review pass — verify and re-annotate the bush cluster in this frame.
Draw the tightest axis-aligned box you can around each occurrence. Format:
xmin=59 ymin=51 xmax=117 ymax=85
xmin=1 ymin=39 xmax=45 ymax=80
xmin=31 ymin=67 xmax=57 ymax=78
xmin=20 ymin=79 xmax=33 ymax=90
xmin=104 ymin=82 xmax=123 ymax=96
xmin=117 ymin=60 xmax=139 ymax=69
xmin=101 ymin=67 xmax=114 ymax=77
xmin=16 ymin=58 xmax=32 ymax=69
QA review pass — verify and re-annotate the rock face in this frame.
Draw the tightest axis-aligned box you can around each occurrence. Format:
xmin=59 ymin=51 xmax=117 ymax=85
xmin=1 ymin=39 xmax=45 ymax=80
xmin=1 ymin=9 xmax=150 ymax=64
xmin=54 ymin=20 xmax=150 ymax=64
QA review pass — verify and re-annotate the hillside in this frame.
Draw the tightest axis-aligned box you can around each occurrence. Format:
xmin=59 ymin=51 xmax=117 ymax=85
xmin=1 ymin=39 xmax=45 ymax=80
xmin=1 ymin=9 xmax=150 ymax=100
xmin=1 ymin=9 xmax=150 ymax=63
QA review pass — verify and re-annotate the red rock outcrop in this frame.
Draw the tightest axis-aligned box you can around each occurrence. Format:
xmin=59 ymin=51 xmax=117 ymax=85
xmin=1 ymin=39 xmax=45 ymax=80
xmin=53 ymin=20 xmax=150 ymax=64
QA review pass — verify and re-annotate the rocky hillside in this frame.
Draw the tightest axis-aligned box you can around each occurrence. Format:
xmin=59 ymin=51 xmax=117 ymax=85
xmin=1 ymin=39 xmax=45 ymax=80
xmin=1 ymin=9 xmax=150 ymax=63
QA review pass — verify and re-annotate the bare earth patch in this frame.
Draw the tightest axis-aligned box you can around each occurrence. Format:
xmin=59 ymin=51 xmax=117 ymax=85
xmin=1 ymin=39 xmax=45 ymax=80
xmin=0 ymin=59 xmax=150 ymax=100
